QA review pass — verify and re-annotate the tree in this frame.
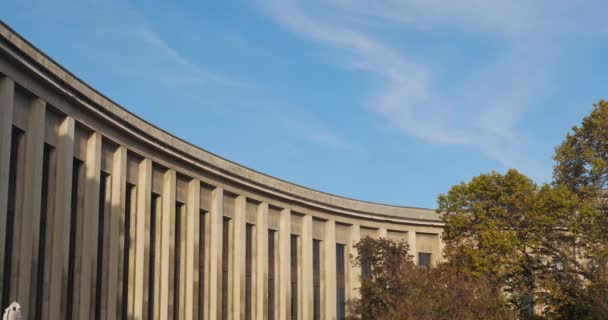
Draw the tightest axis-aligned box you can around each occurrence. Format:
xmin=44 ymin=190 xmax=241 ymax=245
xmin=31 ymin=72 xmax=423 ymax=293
xmin=437 ymin=170 xmax=539 ymax=317
xmin=436 ymin=169 xmax=608 ymax=319
xmin=554 ymin=100 xmax=608 ymax=194
xmin=551 ymin=99 xmax=608 ymax=317
xmin=350 ymin=100 xmax=608 ymax=319
xmin=431 ymin=100 xmax=608 ymax=319
xmin=348 ymin=237 xmax=516 ymax=320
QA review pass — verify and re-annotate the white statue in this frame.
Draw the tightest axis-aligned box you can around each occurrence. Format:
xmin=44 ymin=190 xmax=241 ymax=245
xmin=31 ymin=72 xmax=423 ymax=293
xmin=2 ymin=302 xmax=21 ymax=320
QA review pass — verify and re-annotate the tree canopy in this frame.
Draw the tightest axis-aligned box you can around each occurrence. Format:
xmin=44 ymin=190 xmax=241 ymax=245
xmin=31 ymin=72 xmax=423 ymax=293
xmin=437 ymin=170 xmax=608 ymax=318
xmin=554 ymin=100 xmax=608 ymax=193
xmin=349 ymin=100 xmax=608 ymax=319
xmin=436 ymin=100 xmax=608 ymax=319
xmin=348 ymin=237 xmax=516 ymax=320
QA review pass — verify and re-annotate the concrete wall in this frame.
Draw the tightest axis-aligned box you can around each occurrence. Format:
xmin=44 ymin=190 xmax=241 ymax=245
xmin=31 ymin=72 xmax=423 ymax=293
xmin=0 ymin=23 xmax=444 ymax=320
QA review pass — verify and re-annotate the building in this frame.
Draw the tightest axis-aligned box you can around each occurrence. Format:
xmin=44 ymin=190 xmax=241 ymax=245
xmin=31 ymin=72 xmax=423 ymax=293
xmin=0 ymin=22 xmax=444 ymax=320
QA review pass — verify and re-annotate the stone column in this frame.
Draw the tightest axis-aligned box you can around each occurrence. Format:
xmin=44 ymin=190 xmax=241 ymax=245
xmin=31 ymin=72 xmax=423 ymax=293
xmin=255 ymin=202 xmax=268 ymax=320
xmin=13 ymin=98 xmax=45 ymax=320
xmin=232 ymin=195 xmax=246 ymax=319
xmin=193 ymin=194 xmax=202 ymax=320
xmin=408 ymin=230 xmax=417 ymax=265
xmin=47 ymin=117 xmax=75 ymax=320
xmin=184 ymin=179 xmax=200 ymax=319
xmin=150 ymin=196 xmax=161 ymax=320
xmin=76 ymin=131 xmax=102 ymax=320
xmin=106 ymin=146 xmax=126 ymax=319
xmin=378 ymin=228 xmax=387 ymax=238
xmin=278 ymin=209 xmax=291 ymax=319
xmin=207 ymin=187 xmax=223 ymax=320
xmin=0 ymin=77 xmax=13 ymax=307
xmin=300 ymin=214 xmax=313 ymax=320
xmin=132 ymin=158 xmax=151 ymax=320
xmin=158 ymin=170 xmax=176 ymax=319
xmin=323 ymin=220 xmax=337 ymax=320
xmin=347 ymin=224 xmax=361 ymax=304
xmin=437 ymin=230 xmax=445 ymax=264
xmin=178 ymin=203 xmax=187 ymax=317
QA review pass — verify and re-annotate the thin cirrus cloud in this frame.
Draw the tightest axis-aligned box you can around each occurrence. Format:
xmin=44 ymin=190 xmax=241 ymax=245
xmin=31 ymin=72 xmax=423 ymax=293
xmin=10 ymin=0 xmax=607 ymax=184
xmin=22 ymin=0 xmax=241 ymax=91
xmin=257 ymin=0 xmax=604 ymax=181
xmin=247 ymin=104 xmax=363 ymax=153
xmin=137 ymin=28 xmax=246 ymax=89
xmin=11 ymin=0 xmax=356 ymax=153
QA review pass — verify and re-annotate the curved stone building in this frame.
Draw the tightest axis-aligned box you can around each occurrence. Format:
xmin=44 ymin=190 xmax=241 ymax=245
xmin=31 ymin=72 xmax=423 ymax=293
xmin=0 ymin=23 xmax=443 ymax=320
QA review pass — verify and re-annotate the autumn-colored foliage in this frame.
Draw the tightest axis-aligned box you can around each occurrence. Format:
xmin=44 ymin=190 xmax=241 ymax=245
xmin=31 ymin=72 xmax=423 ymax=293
xmin=434 ymin=100 xmax=608 ymax=319
xmin=349 ymin=100 xmax=608 ymax=320
xmin=347 ymin=237 xmax=516 ymax=320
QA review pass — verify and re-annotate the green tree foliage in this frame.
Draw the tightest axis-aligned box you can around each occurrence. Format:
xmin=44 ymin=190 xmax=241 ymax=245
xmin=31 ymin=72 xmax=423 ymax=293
xmin=436 ymin=100 xmax=608 ymax=319
xmin=348 ymin=237 xmax=516 ymax=320
xmin=554 ymin=100 xmax=608 ymax=194
xmin=436 ymin=170 xmax=605 ymax=318
xmin=551 ymin=99 xmax=608 ymax=318
xmin=349 ymin=100 xmax=608 ymax=319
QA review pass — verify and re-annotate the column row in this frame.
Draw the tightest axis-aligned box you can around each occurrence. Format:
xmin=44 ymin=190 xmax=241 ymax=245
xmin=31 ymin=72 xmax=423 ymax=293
xmin=0 ymin=76 xmax=438 ymax=320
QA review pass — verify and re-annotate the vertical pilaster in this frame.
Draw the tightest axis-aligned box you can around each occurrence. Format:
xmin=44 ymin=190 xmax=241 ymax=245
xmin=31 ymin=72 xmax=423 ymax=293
xmin=76 ymin=131 xmax=102 ymax=320
xmin=408 ymin=231 xmax=417 ymax=265
xmin=0 ymin=77 xmax=14 ymax=308
xmin=207 ymin=187 xmax=223 ymax=320
xmin=158 ymin=169 xmax=175 ymax=319
xmin=347 ymin=224 xmax=361 ymax=304
xmin=378 ymin=228 xmax=387 ymax=238
xmin=323 ymin=219 xmax=337 ymax=320
xmin=300 ymin=215 xmax=313 ymax=320
xmin=296 ymin=236 xmax=302 ymax=320
xmin=125 ymin=185 xmax=136 ymax=320
xmin=179 ymin=203 xmax=187 ymax=317
xmin=47 ymin=117 xmax=75 ymax=320
xmin=255 ymin=202 xmax=268 ymax=320
xmin=105 ymin=146 xmax=126 ymax=319
xmin=278 ymin=209 xmax=291 ymax=319
xmin=150 ymin=195 xmax=161 ymax=320
xmin=14 ymin=98 xmax=45 ymax=320
xmin=437 ymin=231 xmax=445 ymax=264
xmin=132 ymin=158 xmax=151 ymax=319
xmin=233 ymin=195 xmax=246 ymax=320
xmin=193 ymin=193 xmax=201 ymax=320
xmin=184 ymin=180 xmax=200 ymax=319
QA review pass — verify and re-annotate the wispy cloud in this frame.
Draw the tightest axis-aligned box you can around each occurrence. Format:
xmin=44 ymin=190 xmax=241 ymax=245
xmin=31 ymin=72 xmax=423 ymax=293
xmin=9 ymin=0 xmax=357 ymax=153
xmin=257 ymin=0 xmax=603 ymax=181
xmin=326 ymin=0 xmax=541 ymax=35
xmin=137 ymin=28 xmax=248 ymax=88
xmin=277 ymin=115 xmax=362 ymax=153
xmin=20 ymin=0 xmax=242 ymax=91
xmin=236 ymin=102 xmax=363 ymax=153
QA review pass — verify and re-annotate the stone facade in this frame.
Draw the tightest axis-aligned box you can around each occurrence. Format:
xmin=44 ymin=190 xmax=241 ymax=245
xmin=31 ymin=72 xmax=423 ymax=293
xmin=0 ymin=22 xmax=444 ymax=320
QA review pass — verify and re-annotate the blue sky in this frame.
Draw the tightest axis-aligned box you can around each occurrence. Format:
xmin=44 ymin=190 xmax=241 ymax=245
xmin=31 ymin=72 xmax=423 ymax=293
xmin=3 ymin=0 xmax=608 ymax=208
